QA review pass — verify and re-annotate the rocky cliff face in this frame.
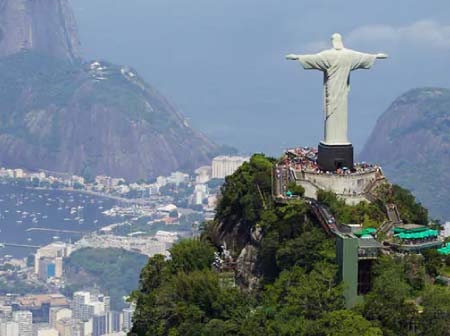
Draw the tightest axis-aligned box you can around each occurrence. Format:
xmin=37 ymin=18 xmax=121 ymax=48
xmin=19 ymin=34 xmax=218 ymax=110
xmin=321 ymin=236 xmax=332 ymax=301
xmin=0 ymin=0 xmax=80 ymax=60
xmin=360 ymin=88 xmax=450 ymax=219
xmin=0 ymin=53 xmax=216 ymax=180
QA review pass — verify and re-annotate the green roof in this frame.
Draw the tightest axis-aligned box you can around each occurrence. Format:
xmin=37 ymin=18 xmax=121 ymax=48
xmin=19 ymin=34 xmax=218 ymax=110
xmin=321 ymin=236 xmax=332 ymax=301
xmin=438 ymin=243 xmax=450 ymax=255
xmin=393 ymin=226 xmax=429 ymax=234
xmin=396 ymin=229 xmax=439 ymax=240
xmin=354 ymin=228 xmax=376 ymax=237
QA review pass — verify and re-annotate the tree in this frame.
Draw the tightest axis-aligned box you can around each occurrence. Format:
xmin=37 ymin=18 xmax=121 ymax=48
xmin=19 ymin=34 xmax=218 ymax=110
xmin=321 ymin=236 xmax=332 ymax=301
xmin=275 ymin=227 xmax=335 ymax=272
xmin=402 ymin=254 xmax=426 ymax=290
xmin=419 ymin=286 xmax=450 ymax=336
xmin=263 ymin=266 xmax=344 ymax=320
xmin=287 ymin=182 xmax=305 ymax=197
xmin=422 ymin=249 xmax=443 ymax=277
xmin=362 ymin=257 xmax=417 ymax=336
xmin=132 ymin=269 xmax=252 ymax=336
xmin=305 ymin=310 xmax=383 ymax=336
xmin=168 ymin=239 xmax=215 ymax=274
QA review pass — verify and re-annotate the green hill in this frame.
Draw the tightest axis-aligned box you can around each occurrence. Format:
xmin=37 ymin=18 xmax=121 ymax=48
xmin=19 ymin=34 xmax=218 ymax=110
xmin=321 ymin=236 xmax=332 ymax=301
xmin=64 ymin=248 xmax=148 ymax=310
xmin=130 ymin=154 xmax=450 ymax=336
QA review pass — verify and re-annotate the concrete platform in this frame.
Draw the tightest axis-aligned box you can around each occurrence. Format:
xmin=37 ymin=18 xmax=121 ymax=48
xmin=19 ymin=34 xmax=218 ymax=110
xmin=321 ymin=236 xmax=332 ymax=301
xmin=291 ymin=168 xmax=386 ymax=205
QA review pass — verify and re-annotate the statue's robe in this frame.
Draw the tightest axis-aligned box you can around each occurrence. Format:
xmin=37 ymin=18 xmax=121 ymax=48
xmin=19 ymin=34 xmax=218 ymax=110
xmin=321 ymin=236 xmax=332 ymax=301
xmin=298 ymin=49 xmax=376 ymax=145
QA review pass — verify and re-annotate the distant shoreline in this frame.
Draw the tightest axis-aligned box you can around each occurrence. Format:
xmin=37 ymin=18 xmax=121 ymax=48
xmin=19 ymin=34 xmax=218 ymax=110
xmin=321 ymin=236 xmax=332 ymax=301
xmin=23 ymin=186 xmax=150 ymax=205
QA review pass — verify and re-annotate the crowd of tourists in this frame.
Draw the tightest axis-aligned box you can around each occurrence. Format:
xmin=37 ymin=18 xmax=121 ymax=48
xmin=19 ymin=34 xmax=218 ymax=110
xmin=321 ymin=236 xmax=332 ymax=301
xmin=283 ymin=147 xmax=380 ymax=175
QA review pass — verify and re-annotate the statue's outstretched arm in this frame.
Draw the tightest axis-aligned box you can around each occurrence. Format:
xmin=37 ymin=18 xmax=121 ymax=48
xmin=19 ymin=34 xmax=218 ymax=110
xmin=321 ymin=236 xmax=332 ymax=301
xmin=286 ymin=54 xmax=301 ymax=60
xmin=286 ymin=53 xmax=327 ymax=71
xmin=375 ymin=53 xmax=388 ymax=59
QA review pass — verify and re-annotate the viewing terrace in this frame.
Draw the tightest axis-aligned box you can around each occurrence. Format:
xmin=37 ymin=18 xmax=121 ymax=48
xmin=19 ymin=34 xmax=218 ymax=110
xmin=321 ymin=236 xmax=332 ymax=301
xmin=274 ymin=147 xmax=387 ymax=205
xmin=389 ymin=225 xmax=444 ymax=252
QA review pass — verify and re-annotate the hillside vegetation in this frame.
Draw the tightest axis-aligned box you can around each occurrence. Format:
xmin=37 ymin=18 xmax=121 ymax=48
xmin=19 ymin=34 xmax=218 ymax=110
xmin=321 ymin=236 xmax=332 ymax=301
xmin=130 ymin=155 xmax=450 ymax=336
xmin=64 ymin=248 xmax=148 ymax=310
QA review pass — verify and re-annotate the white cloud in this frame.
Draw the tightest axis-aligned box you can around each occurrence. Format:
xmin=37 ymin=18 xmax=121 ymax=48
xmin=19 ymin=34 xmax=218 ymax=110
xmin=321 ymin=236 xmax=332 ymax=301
xmin=304 ymin=20 xmax=450 ymax=52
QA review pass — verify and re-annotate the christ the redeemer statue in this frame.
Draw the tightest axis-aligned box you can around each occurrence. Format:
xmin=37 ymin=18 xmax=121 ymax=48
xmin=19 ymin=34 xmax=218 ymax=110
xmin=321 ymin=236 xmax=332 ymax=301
xmin=286 ymin=33 xmax=387 ymax=171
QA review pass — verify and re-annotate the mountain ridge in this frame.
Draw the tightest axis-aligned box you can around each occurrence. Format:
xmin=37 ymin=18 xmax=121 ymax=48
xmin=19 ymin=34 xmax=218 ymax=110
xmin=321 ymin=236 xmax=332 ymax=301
xmin=0 ymin=51 xmax=217 ymax=180
xmin=360 ymin=87 xmax=450 ymax=219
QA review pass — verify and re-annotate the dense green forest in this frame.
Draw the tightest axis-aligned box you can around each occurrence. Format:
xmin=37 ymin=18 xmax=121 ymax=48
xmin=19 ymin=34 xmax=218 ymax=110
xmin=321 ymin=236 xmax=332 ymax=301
xmin=130 ymin=155 xmax=450 ymax=336
xmin=64 ymin=248 xmax=148 ymax=310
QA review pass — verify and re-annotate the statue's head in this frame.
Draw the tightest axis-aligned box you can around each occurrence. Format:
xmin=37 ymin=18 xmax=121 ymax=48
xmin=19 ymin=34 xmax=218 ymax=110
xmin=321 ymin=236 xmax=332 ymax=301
xmin=331 ymin=33 xmax=344 ymax=50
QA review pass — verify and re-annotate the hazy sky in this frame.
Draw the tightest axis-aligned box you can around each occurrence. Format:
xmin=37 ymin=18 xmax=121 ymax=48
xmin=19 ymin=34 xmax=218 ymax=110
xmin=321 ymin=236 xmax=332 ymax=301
xmin=72 ymin=0 xmax=450 ymax=155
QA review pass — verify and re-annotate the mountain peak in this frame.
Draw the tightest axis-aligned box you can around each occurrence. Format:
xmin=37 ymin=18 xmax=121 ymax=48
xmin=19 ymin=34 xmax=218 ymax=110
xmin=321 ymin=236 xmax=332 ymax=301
xmin=0 ymin=0 xmax=80 ymax=60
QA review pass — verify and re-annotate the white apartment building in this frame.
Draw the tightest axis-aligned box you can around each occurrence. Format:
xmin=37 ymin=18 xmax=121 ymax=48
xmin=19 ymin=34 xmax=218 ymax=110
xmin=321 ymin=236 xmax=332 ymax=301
xmin=12 ymin=311 xmax=32 ymax=336
xmin=195 ymin=166 xmax=212 ymax=184
xmin=50 ymin=308 xmax=72 ymax=328
xmin=72 ymin=292 xmax=109 ymax=322
xmin=0 ymin=321 xmax=19 ymax=336
xmin=122 ymin=307 xmax=135 ymax=332
xmin=193 ymin=183 xmax=208 ymax=205
xmin=211 ymin=156 xmax=249 ymax=179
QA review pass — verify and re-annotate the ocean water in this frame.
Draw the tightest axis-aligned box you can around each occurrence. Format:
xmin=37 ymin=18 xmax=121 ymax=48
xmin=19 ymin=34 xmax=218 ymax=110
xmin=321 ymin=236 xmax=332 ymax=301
xmin=0 ymin=183 xmax=118 ymax=258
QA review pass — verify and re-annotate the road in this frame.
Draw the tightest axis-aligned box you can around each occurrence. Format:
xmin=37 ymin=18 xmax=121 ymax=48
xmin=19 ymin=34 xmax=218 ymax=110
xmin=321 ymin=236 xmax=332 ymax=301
xmin=308 ymin=199 xmax=351 ymax=236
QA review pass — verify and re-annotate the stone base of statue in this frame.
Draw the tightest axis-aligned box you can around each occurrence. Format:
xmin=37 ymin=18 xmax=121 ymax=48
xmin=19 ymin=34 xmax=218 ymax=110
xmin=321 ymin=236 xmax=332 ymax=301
xmin=317 ymin=142 xmax=354 ymax=171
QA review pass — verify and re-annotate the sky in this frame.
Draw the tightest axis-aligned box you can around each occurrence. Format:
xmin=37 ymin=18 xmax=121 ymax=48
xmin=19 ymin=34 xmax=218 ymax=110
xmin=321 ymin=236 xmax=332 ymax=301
xmin=72 ymin=0 xmax=450 ymax=155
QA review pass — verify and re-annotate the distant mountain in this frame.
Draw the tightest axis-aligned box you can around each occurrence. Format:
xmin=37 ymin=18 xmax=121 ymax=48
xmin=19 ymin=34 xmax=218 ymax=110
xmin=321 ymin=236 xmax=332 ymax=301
xmin=0 ymin=52 xmax=217 ymax=180
xmin=360 ymin=88 xmax=450 ymax=220
xmin=0 ymin=0 xmax=80 ymax=60
xmin=0 ymin=0 xmax=219 ymax=180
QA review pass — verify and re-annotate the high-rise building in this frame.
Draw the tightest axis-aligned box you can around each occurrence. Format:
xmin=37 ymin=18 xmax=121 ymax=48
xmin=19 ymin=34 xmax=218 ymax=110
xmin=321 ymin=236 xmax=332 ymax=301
xmin=211 ymin=156 xmax=249 ymax=179
xmin=72 ymin=292 xmax=91 ymax=321
xmin=72 ymin=292 xmax=108 ymax=323
xmin=12 ymin=311 xmax=32 ymax=336
xmin=0 ymin=306 xmax=12 ymax=321
xmin=98 ymin=296 xmax=110 ymax=313
xmin=92 ymin=315 xmax=106 ymax=336
xmin=0 ymin=321 xmax=19 ymax=336
xmin=122 ymin=306 xmax=135 ymax=332
xmin=107 ymin=312 xmax=121 ymax=333
xmin=49 ymin=308 xmax=72 ymax=328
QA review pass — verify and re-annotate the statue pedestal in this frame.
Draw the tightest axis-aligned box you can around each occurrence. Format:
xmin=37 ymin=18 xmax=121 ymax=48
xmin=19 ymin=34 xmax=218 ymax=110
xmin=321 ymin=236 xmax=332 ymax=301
xmin=318 ymin=143 xmax=354 ymax=171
